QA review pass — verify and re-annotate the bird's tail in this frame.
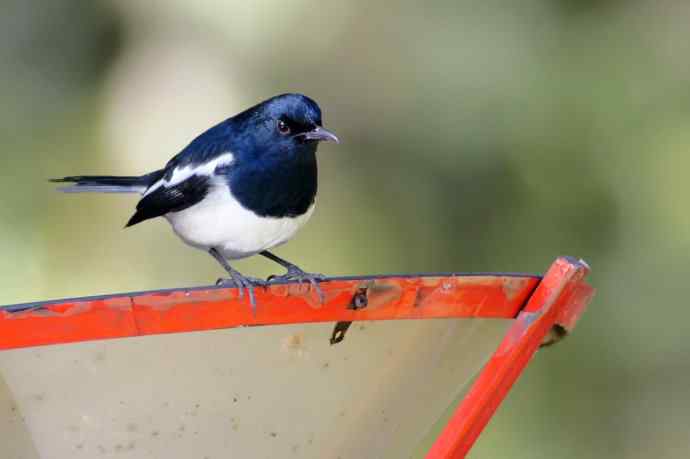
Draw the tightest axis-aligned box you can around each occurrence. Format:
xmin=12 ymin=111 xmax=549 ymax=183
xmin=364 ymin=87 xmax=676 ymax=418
xmin=51 ymin=170 xmax=164 ymax=194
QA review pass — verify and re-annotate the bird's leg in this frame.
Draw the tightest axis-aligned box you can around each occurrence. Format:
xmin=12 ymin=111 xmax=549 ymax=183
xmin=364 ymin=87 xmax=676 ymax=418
xmin=209 ymin=248 xmax=266 ymax=311
xmin=261 ymin=251 xmax=326 ymax=302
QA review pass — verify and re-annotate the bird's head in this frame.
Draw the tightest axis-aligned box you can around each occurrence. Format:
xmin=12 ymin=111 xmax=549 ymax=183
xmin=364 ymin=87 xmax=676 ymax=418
xmin=230 ymin=93 xmax=339 ymax=163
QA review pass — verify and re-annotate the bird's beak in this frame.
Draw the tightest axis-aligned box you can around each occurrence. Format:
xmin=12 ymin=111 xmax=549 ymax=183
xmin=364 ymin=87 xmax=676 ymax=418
xmin=303 ymin=126 xmax=340 ymax=143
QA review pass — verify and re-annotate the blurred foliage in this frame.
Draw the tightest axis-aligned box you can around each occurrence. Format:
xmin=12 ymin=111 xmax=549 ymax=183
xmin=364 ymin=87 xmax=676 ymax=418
xmin=1 ymin=0 xmax=689 ymax=457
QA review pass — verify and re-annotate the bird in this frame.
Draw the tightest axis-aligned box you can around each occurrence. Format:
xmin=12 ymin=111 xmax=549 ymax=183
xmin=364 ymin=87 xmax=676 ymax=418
xmin=52 ymin=93 xmax=339 ymax=309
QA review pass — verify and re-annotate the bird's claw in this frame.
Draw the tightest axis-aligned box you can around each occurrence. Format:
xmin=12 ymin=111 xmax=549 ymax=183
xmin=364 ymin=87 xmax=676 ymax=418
xmin=216 ymin=275 xmax=267 ymax=312
xmin=268 ymin=267 xmax=326 ymax=303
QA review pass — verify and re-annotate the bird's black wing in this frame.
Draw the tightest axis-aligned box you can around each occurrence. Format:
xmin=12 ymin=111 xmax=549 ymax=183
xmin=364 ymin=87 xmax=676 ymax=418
xmin=125 ymin=175 xmax=211 ymax=227
xmin=125 ymin=127 xmax=234 ymax=228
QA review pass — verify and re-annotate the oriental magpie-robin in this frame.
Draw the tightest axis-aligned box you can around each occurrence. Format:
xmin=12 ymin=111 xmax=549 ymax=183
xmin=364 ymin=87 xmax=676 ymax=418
xmin=53 ymin=94 xmax=339 ymax=308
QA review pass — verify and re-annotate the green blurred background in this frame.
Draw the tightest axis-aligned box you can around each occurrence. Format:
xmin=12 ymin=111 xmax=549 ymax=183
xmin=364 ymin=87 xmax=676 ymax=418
xmin=1 ymin=0 xmax=688 ymax=457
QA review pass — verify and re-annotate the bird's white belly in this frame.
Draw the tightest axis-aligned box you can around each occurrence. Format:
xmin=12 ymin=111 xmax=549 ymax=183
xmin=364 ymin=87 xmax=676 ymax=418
xmin=165 ymin=185 xmax=315 ymax=260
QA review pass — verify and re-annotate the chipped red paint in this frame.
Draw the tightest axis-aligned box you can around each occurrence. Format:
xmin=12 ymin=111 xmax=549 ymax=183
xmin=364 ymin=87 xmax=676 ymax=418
xmin=426 ymin=257 xmax=594 ymax=459
xmin=0 ymin=274 xmax=539 ymax=350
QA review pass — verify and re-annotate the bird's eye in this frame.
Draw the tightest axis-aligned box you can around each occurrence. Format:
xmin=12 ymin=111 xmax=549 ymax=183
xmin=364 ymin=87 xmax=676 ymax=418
xmin=277 ymin=119 xmax=291 ymax=135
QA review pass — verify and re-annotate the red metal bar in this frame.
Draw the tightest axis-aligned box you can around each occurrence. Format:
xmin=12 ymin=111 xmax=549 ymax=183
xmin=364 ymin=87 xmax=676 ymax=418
xmin=0 ymin=274 xmax=538 ymax=351
xmin=425 ymin=257 xmax=594 ymax=459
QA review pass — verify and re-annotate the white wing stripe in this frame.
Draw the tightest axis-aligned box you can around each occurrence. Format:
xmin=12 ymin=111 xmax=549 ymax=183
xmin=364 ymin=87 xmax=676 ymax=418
xmin=144 ymin=153 xmax=234 ymax=196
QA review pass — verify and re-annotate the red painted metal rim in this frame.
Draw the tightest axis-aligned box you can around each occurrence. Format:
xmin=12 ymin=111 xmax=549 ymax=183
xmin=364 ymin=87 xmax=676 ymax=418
xmin=0 ymin=273 xmax=541 ymax=351
xmin=1 ymin=272 xmax=541 ymax=313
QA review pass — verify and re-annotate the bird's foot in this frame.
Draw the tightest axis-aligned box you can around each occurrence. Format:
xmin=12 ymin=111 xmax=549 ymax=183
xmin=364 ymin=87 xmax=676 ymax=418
xmin=216 ymin=275 xmax=267 ymax=312
xmin=268 ymin=266 xmax=326 ymax=303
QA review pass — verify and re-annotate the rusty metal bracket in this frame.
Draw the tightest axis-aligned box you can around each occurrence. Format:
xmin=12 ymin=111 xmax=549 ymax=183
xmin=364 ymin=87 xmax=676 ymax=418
xmin=329 ymin=286 xmax=369 ymax=345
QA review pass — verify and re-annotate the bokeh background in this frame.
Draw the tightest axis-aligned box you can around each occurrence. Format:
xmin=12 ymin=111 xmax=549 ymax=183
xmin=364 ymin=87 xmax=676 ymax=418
xmin=1 ymin=0 xmax=689 ymax=457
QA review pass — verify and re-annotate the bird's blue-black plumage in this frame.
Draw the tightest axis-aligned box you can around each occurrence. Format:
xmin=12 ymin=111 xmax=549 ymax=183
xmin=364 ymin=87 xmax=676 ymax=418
xmin=132 ymin=93 xmax=322 ymax=224
xmin=126 ymin=174 xmax=211 ymax=227
xmin=54 ymin=93 xmax=328 ymax=224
